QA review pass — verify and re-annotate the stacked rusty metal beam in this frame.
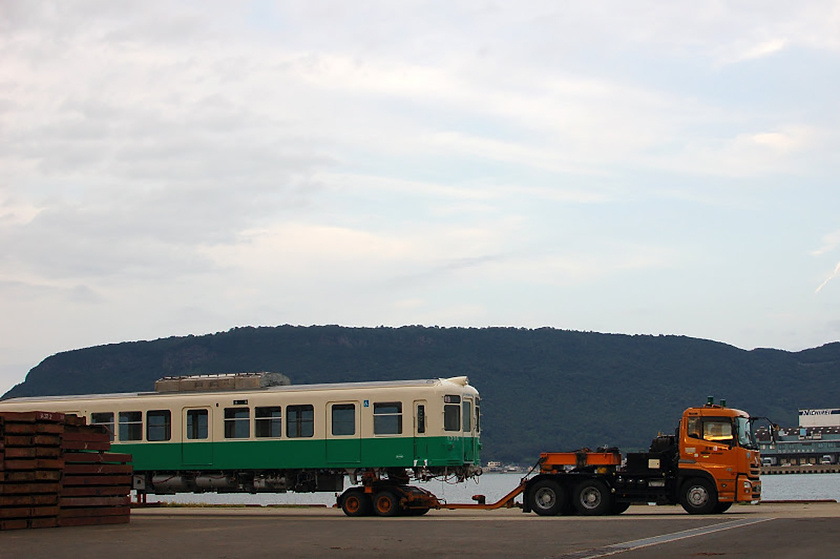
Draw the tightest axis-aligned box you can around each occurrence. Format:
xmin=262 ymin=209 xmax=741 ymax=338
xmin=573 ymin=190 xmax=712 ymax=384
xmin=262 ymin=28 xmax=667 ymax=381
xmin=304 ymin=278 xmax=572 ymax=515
xmin=0 ymin=411 xmax=132 ymax=530
xmin=0 ymin=412 xmax=63 ymax=530
xmin=59 ymin=420 xmax=132 ymax=527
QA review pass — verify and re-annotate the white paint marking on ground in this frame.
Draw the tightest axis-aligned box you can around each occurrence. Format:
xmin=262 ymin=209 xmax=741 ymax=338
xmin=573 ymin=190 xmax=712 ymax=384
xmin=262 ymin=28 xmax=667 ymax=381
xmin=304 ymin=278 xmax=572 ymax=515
xmin=550 ymin=517 xmax=775 ymax=559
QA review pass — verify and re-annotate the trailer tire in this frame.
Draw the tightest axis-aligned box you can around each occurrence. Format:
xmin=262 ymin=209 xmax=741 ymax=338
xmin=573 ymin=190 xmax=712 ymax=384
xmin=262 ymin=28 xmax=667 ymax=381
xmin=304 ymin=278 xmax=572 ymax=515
xmin=529 ymin=479 xmax=565 ymax=516
xmin=573 ymin=479 xmax=611 ymax=516
xmin=340 ymin=490 xmax=372 ymax=517
xmin=373 ymin=490 xmax=401 ymax=517
xmin=680 ymin=478 xmax=718 ymax=515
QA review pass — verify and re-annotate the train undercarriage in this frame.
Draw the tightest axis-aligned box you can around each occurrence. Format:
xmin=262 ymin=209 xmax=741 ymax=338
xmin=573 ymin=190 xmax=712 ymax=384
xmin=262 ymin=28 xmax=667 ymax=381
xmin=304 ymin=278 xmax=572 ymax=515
xmin=132 ymin=464 xmax=481 ymax=513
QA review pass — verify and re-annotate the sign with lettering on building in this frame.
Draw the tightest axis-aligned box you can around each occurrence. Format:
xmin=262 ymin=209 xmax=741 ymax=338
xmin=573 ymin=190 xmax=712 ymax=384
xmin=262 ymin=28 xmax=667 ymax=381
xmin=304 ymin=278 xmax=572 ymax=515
xmin=799 ymin=408 xmax=840 ymax=427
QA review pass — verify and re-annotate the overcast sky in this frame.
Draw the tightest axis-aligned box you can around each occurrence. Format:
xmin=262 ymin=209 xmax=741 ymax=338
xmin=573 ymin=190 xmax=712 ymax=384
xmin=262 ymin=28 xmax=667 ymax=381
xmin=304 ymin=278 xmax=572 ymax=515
xmin=2 ymin=1 xmax=840 ymax=394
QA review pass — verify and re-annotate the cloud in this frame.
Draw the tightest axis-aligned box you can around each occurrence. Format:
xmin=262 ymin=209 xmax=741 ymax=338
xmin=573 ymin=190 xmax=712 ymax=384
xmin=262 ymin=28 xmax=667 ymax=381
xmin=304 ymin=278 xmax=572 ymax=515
xmin=0 ymin=197 xmax=43 ymax=226
xmin=812 ymin=231 xmax=840 ymax=257
xmin=2 ymin=0 xmax=840 ymax=399
xmin=716 ymin=38 xmax=790 ymax=66
xmin=816 ymin=261 xmax=840 ymax=294
xmin=741 ymin=39 xmax=790 ymax=60
xmin=653 ymin=126 xmax=820 ymax=178
xmin=813 ymin=230 xmax=840 ymax=293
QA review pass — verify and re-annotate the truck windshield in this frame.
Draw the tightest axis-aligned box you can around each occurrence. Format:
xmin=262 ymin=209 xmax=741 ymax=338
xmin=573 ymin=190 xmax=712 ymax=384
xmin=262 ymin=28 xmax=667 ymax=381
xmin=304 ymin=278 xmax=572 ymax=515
xmin=736 ymin=417 xmax=757 ymax=449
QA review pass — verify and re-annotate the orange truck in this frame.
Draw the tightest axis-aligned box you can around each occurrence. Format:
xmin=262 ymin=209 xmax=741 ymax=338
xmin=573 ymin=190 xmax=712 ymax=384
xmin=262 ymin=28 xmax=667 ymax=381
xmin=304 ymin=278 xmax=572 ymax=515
xmin=440 ymin=398 xmax=763 ymax=516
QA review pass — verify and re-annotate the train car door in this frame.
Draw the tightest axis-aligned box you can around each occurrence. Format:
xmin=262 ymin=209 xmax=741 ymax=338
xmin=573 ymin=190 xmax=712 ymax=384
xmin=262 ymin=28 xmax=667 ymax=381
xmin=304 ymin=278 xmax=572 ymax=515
xmin=473 ymin=397 xmax=481 ymax=461
xmin=443 ymin=395 xmax=464 ymax=462
xmin=182 ymin=407 xmax=213 ymax=466
xmin=462 ymin=398 xmax=475 ymax=463
xmin=413 ymin=400 xmax=428 ymax=464
xmin=326 ymin=401 xmax=361 ymax=465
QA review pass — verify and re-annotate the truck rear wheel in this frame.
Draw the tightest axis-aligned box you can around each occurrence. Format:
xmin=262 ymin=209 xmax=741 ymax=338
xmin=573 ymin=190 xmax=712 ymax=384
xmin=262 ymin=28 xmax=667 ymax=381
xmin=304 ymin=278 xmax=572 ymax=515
xmin=680 ymin=478 xmax=718 ymax=515
xmin=529 ymin=479 xmax=565 ymax=516
xmin=573 ymin=479 xmax=611 ymax=516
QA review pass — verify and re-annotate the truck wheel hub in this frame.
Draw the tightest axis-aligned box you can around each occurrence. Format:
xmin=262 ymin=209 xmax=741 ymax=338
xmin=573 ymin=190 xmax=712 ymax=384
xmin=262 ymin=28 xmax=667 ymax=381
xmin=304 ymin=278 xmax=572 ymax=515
xmin=581 ymin=488 xmax=601 ymax=508
xmin=536 ymin=488 xmax=555 ymax=508
xmin=687 ymin=486 xmax=709 ymax=506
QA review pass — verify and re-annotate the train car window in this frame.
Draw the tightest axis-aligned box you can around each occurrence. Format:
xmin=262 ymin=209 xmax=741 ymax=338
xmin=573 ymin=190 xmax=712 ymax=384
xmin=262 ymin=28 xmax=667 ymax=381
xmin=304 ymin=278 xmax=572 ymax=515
xmin=224 ymin=407 xmax=250 ymax=439
xmin=91 ymin=412 xmax=115 ymax=441
xmin=119 ymin=411 xmax=143 ymax=441
xmin=331 ymin=404 xmax=356 ymax=436
xmin=186 ymin=409 xmax=209 ymax=440
xmin=147 ymin=410 xmax=171 ymax=441
xmin=444 ymin=395 xmax=461 ymax=432
xmin=255 ymin=406 xmax=282 ymax=438
xmin=417 ymin=405 xmax=426 ymax=434
xmin=462 ymin=400 xmax=472 ymax=432
xmin=475 ymin=398 xmax=481 ymax=433
xmin=373 ymin=402 xmax=402 ymax=435
xmin=287 ymin=405 xmax=314 ymax=438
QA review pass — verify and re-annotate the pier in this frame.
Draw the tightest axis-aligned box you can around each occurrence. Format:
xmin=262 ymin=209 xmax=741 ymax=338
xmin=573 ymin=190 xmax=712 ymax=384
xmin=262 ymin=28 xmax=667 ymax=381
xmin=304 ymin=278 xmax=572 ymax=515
xmin=762 ymin=464 xmax=840 ymax=475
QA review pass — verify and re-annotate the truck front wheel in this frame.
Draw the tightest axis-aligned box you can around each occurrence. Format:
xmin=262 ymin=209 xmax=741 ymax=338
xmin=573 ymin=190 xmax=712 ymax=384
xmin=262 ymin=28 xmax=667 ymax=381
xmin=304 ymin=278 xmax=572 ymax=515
xmin=680 ymin=478 xmax=718 ymax=515
xmin=573 ymin=479 xmax=611 ymax=516
xmin=529 ymin=479 xmax=565 ymax=516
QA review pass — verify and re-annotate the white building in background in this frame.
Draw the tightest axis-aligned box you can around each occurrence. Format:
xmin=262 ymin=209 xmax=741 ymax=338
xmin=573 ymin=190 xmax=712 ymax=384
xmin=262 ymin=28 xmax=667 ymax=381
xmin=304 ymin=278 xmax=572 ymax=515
xmin=756 ymin=408 xmax=840 ymax=468
xmin=799 ymin=408 xmax=840 ymax=428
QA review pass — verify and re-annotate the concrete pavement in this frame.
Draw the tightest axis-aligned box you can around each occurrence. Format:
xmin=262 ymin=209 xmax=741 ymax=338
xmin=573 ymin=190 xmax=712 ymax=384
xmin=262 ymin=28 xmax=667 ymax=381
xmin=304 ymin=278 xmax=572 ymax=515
xmin=1 ymin=501 xmax=838 ymax=558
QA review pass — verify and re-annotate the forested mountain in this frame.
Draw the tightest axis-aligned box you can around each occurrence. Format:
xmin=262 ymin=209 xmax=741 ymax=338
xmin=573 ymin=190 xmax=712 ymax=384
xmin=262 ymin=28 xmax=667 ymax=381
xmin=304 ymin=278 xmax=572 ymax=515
xmin=4 ymin=325 xmax=840 ymax=464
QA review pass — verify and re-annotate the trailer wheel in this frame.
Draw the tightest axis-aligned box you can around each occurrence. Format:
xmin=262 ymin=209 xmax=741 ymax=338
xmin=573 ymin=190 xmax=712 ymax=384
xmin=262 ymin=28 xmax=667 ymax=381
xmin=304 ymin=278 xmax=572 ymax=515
xmin=341 ymin=490 xmax=372 ymax=517
xmin=529 ymin=479 xmax=565 ymax=516
xmin=680 ymin=478 xmax=718 ymax=515
xmin=373 ymin=490 xmax=401 ymax=517
xmin=573 ymin=479 xmax=611 ymax=516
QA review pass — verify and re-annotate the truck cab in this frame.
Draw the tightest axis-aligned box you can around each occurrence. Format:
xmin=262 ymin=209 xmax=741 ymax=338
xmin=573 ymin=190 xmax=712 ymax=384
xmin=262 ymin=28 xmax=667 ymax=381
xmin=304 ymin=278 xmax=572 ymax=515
xmin=677 ymin=402 xmax=761 ymax=512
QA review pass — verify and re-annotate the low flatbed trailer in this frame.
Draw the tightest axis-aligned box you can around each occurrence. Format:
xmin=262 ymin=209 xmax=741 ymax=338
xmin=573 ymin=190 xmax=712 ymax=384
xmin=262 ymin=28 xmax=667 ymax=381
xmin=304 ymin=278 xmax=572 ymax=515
xmin=441 ymin=451 xmax=621 ymax=511
xmin=337 ymin=399 xmax=764 ymax=516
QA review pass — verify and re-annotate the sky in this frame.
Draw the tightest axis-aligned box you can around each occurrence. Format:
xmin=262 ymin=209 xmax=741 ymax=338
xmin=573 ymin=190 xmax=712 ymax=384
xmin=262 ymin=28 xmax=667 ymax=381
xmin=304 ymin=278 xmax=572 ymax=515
xmin=2 ymin=1 xmax=840 ymax=395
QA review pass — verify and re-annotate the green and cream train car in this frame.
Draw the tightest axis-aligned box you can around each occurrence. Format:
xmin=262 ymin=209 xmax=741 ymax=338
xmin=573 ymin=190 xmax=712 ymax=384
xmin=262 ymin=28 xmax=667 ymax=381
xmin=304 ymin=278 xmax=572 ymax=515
xmin=0 ymin=374 xmax=481 ymax=513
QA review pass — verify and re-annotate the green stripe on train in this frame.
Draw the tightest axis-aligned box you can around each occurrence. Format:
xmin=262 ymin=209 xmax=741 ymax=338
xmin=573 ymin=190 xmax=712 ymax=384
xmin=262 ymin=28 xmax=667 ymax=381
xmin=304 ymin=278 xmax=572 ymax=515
xmin=114 ymin=436 xmax=480 ymax=471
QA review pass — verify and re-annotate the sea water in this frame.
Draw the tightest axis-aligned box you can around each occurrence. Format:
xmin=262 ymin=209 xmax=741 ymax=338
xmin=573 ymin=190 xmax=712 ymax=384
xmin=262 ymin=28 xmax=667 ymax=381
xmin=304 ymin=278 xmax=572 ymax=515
xmin=143 ymin=472 xmax=840 ymax=507
xmin=761 ymin=473 xmax=840 ymax=501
